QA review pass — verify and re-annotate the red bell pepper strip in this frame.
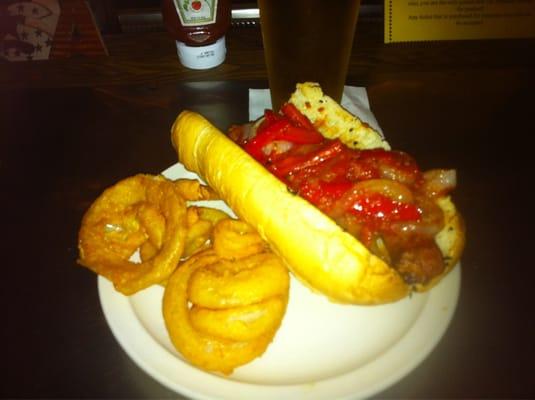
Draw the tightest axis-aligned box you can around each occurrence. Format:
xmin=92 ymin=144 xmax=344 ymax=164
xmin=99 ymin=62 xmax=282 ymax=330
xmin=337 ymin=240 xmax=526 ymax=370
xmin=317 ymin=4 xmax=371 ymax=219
xmin=281 ymin=126 xmax=324 ymax=144
xmin=244 ymin=119 xmax=292 ymax=161
xmin=280 ymin=102 xmax=315 ymax=131
xmin=245 ymin=118 xmax=324 ymax=162
xmin=256 ymin=109 xmax=283 ymax=134
xmin=318 ymin=180 xmax=354 ymax=201
xmin=295 ymin=178 xmax=354 ymax=213
xmin=269 ymin=139 xmax=345 ymax=177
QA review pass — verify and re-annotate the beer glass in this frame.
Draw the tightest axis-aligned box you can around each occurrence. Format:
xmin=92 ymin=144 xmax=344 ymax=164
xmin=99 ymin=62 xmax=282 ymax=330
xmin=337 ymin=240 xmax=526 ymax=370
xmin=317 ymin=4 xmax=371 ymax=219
xmin=258 ymin=0 xmax=361 ymax=111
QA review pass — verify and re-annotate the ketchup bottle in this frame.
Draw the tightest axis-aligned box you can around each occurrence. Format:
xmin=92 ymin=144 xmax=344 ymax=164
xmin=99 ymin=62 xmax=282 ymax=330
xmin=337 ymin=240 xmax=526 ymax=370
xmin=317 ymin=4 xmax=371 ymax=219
xmin=162 ymin=0 xmax=231 ymax=70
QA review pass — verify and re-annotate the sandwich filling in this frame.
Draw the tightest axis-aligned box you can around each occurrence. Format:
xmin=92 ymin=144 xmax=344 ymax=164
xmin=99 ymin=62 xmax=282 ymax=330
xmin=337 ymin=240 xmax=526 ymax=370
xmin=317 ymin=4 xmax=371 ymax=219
xmin=229 ymin=103 xmax=456 ymax=286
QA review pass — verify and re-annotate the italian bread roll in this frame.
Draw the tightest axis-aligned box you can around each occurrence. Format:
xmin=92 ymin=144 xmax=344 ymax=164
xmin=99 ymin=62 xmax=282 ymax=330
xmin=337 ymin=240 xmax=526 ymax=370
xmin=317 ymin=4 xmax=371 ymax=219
xmin=171 ymin=83 xmax=465 ymax=304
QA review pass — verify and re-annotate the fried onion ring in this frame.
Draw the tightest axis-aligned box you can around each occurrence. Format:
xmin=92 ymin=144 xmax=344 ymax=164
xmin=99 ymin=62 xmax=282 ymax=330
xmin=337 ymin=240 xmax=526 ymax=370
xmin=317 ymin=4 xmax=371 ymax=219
xmin=174 ymin=178 xmax=219 ymax=201
xmin=183 ymin=207 xmax=229 ymax=258
xmin=78 ymin=174 xmax=191 ymax=294
xmin=212 ymin=219 xmax=268 ymax=259
xmin=189 ymin=296 xmax=287 ymax=341
xmin=187 ymin=255 xmax=289 ymax=309
xmin=163 ymin=219 xmax=289 ymax=374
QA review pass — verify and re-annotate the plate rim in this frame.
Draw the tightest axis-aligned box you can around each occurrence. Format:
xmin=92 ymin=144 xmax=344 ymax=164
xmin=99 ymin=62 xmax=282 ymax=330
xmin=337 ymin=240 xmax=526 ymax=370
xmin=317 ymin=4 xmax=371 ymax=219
xmin=98 ymin=266 xmax=460 ymax=400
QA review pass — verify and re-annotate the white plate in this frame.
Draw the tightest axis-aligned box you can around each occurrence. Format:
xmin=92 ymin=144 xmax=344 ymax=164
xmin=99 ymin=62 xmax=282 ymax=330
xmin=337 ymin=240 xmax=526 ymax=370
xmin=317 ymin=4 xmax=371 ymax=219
xmin=98 ymin=163 xmax=461 ymax=400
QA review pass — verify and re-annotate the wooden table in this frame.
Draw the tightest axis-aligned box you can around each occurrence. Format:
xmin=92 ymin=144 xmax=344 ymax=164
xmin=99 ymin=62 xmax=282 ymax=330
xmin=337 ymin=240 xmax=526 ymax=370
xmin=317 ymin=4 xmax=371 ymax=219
xmin=1 ymin=16 xmax=535 ymax=399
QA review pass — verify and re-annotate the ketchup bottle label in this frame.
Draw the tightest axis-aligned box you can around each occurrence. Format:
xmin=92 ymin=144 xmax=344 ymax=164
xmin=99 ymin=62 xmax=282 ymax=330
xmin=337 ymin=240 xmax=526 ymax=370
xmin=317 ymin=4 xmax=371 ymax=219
xmin=173 ymin=0 xmax=219 ymax=26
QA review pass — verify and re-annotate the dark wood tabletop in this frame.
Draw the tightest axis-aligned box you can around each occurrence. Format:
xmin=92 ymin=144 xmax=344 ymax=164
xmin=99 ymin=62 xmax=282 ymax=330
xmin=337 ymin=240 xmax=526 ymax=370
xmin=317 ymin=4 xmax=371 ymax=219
xmin=2 ymin=8 xmax=535 ymax=399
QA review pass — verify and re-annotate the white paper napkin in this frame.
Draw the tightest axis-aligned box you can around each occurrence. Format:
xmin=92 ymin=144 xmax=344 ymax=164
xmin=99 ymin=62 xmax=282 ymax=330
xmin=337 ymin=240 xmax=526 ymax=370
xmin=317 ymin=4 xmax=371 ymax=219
xmin=248 ymin=86 xmax=384 ymax=137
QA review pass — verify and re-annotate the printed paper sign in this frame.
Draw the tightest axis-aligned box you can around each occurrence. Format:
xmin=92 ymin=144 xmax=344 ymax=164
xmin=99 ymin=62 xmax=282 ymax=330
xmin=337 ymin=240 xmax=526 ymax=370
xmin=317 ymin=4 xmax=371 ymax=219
xmin=1 ymin=0 xmax=60 ymax=61
xmin=385 ymin=0 xmax=535 ymax=43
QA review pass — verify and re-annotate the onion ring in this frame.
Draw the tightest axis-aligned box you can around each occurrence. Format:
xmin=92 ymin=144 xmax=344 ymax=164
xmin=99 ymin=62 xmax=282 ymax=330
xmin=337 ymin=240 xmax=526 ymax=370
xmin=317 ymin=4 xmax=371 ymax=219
xmin=183 ymin=207 xmax=229 ymax=258
xmin=187 ymin=254 xmax=289 ymax=309
xmin=78 ymin=174 xmax=189 ymax=295
xmin=174 ymin=178 xmax=219 ymax=201
xmin=189 ymin=296 xmax=287 ymax=341
xmin=162 ymin=219 xmax=289 ymax=374
xmin=163 ymin=250 xmax=289 ymax=374
xmin=212 ymin=219 xmax=268 ymax=259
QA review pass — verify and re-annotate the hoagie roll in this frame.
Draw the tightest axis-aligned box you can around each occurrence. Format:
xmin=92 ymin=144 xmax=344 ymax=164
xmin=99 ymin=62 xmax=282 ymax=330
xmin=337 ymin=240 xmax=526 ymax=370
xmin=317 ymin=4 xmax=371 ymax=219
xmin=171 ymin=83 xmax=465 ymax=304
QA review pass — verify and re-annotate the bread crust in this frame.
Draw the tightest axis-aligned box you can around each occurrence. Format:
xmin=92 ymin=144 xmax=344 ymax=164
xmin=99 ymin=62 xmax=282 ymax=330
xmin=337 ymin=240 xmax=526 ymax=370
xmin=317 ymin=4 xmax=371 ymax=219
xmin=171 ymin=87 xmax=465 ymax=304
